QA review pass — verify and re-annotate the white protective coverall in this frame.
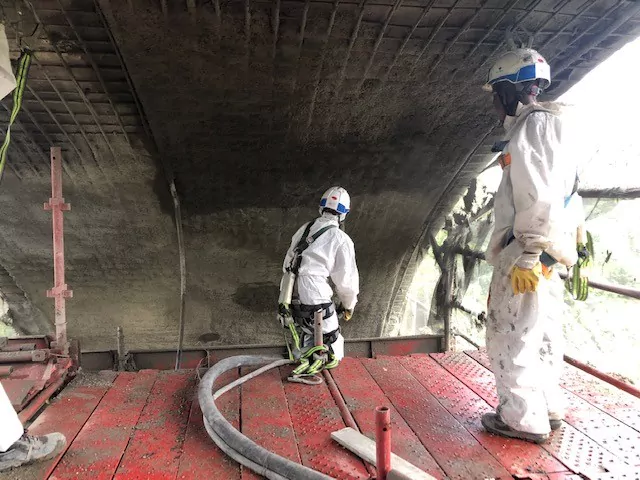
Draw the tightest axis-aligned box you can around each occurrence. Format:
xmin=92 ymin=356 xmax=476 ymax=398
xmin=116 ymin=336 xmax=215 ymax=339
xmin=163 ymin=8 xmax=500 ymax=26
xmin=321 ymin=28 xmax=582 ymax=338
xmin=0 ymin=24 xmax=23 ymax=453
xmin=1 ymin=383 xmax=24 ymax=452
xmin=283 ymin=213 xmax=359 ymax=360
xmin=486 ymin=101 xmax=585 ymax=435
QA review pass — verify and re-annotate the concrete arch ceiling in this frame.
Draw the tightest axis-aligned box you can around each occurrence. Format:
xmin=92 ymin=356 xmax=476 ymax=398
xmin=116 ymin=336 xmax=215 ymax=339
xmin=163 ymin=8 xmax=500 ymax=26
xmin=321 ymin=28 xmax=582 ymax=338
xmin=0 ymin=0 xmax=637 ymax=350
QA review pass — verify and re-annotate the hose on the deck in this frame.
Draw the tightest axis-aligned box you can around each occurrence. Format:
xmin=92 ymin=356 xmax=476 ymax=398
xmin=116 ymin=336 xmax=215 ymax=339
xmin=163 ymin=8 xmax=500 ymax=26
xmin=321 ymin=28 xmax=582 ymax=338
xmin=198 ymin=355 xmax=334 ymax=480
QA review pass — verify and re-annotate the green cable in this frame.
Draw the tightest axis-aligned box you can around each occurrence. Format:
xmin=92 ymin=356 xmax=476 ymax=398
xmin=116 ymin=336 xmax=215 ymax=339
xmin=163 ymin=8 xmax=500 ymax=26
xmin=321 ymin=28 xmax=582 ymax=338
xmin=0 ymin=50 xmax=32 ymax=184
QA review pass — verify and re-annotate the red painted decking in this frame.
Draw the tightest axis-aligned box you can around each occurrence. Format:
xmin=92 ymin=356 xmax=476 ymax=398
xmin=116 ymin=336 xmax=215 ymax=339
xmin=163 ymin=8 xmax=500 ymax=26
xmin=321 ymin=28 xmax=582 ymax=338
xmin=10 ymin=351 xmax=640 ymax=480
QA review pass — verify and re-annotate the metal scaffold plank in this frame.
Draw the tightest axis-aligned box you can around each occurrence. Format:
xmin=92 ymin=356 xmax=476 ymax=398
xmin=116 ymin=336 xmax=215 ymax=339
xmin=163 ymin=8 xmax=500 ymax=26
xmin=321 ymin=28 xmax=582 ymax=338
xmin=398 ymin=354 xmax=569 ymax=477
xmin=114 ymin=371 xmax=194 ymax=479
xmin=432 ymin=351 xmax=633 ymax=476
xmin=330 ymin=357 xmax=446 ymax=479
xmin=362 ymin=356 xmax=510 ymax=479
xmin=49 ymin=371 xmax=157 ymax=480
xmin=462 ymin=349 xmax=640 ymax=466
xmin=240 ymin=367 xmax=301 ymax=480
xmin=282 ymin=366 xmax=370 ymax=479
xmin=24 ymin=371 xmax=118 ymax=480
xmin=467 ymin=349 xmax=640 ymax=432
xmin=177 ymin=370 xmax=241 ymax=479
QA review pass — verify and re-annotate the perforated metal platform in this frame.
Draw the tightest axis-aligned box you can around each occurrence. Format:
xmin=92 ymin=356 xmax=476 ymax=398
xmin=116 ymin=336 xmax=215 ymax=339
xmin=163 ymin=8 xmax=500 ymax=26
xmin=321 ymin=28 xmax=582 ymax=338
xmin=10 ymin=350 xmax=640 ymax=480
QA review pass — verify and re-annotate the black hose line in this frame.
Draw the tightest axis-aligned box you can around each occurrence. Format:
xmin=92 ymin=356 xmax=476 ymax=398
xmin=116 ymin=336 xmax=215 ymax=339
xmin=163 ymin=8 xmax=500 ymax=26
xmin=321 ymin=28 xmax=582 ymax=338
xmin=198 ymin=355 xmax=334 ymax=480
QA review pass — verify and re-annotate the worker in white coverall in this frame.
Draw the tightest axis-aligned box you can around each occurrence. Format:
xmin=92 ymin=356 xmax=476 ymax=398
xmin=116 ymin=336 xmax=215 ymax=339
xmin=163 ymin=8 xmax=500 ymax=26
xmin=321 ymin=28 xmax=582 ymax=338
xmin=481 ymin=48 xmax=586 ymax=443
xmin=0 ymin=24 xmax=66 ymax=472
xmin=279 ymin=186 xmax=359 ymax=370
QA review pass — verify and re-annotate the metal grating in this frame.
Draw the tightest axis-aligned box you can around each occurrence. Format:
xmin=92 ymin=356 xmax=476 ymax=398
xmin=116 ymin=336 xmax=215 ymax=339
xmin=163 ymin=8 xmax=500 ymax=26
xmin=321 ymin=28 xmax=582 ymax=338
xmin=432 ymin=351 xmax=634 ymax=475
xmin=464 ymin=349 xmax=640 ymax=465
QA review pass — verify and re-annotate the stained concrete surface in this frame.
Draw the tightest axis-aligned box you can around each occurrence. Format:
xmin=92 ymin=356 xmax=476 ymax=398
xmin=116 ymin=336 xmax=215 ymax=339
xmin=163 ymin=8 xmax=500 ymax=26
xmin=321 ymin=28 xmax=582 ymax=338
xmin=0 ymin=0 xmax=638 ymax=350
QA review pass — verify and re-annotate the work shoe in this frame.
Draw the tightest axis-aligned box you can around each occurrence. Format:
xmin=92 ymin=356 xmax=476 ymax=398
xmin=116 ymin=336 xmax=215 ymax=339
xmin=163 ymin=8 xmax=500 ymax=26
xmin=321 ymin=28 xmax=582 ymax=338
xmin=481 ymin=413 xmax=549 ymax=444
xmin=549 ymin=413 xmax=563 ymax=431
xmin=0 ymin=433 xmax=66 ymax=472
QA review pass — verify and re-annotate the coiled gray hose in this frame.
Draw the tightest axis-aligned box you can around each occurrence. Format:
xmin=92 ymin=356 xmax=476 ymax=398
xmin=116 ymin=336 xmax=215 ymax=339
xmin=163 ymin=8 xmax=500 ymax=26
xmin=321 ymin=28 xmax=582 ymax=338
xmin=198 ymin=355 xmax=333 ymax=480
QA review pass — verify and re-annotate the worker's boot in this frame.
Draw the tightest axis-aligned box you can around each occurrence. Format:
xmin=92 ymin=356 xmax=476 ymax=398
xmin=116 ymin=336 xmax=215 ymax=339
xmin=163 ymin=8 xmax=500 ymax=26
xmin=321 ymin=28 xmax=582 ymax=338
xmin=0 ymin=433 xmax=66 ymax=472
xmin=548 ymin=412 xmax=563 ymax=431
xmin=481 ymin=413 xmax=549 ymax=444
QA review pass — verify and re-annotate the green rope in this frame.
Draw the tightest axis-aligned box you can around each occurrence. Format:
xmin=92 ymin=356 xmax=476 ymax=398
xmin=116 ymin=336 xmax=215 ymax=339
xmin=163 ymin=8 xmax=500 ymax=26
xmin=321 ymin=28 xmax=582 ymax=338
xmin=0 ymin=50 xmax=32 ymax=183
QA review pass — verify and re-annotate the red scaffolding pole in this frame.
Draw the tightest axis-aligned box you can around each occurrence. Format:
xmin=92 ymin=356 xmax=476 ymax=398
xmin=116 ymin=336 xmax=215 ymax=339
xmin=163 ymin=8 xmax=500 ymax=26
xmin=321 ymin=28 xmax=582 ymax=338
xmin=44 ymin=147 xmax=72 ymax=353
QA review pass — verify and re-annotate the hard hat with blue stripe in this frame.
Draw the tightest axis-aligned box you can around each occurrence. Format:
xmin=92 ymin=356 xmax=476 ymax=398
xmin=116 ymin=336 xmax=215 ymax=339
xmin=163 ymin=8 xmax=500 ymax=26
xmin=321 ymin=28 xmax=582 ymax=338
xmin=319 ymin=186 xmax=351 ymax=222
xmin=483 ymin=48 xmax=551 ymax=92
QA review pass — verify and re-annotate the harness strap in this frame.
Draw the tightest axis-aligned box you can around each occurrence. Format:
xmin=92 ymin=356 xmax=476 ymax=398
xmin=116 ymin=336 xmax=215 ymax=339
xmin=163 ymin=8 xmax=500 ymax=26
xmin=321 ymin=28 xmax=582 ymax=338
xmin=289 ymin=222 xmax=337 ymax=274
xmin=0 ymin=50 xmax=31 ymax=184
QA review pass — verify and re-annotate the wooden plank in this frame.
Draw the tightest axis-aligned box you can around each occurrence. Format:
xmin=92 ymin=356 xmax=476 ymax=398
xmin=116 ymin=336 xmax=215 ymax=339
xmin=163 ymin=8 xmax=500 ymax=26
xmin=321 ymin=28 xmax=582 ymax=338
xmin=240 ymin=367 xmax=301 ymax=480
xmin=114 ymin=371 xmax=194 ymax=480
xmin=282 ymin=365 xmax=370 ymax=479
xmin=18 ymin=371 xmax=118 ymax=480
xmin=331 ymin=427 xmax=436 ymax=480
xmin=49 ymin=371 xmax=158 ymax=480
xmin=399 ymin=354 xmax=569 ymax=476
xmin=330 ymin=357 xmax=446 ymax=479
xmin=362 ymin=356 xmax=511 ymax=480
xmin=176 ymin=370 xmax=241 ymax=479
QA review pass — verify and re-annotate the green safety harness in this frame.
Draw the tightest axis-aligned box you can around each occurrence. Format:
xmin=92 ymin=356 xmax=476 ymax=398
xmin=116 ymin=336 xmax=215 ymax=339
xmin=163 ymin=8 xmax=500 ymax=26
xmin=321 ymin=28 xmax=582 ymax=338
xmin=279 ymin=220 xmax=339 ymax=385
xmin=0 ymin=49 xmax=31 ymax=184
xmin=566 ymin=231 xmax=594 ymax=301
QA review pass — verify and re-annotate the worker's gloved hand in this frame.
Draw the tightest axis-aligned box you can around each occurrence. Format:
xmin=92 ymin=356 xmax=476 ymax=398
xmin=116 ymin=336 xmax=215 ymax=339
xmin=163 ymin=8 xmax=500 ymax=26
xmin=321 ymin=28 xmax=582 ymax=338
xmin=511 ymin=263 xmax=542 ymax=295
xmin=277 ymin=304 xmax=292 ymax=327
xmin=577 ymin=243 xmax=590 ymax=268
xmin=336 ymin=303 xmax=353 ymax=321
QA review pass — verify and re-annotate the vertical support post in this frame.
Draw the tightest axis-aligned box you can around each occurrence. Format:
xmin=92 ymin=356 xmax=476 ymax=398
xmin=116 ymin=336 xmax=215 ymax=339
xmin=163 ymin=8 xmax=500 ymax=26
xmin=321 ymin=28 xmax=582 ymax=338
xmin=314 ymin=309 xmax=323 ymax=348
xmin=116 ymin=326 xmax=126 ymax=371
xmin=44 ymin=147 xmax=72 ymax=353
xmin=442 ymin=251 xmax=455 ymax=351
xmin=376 ymin=406 xmax=391 ymax=480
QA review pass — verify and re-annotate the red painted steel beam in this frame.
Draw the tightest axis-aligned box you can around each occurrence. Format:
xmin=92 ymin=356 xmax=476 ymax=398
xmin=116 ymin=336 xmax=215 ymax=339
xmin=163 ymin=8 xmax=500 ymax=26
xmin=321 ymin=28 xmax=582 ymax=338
xmin=1 ymin=343 xmax=37 ymax=352
xmin=50 ymin=371 xmax=158 ymax=479
xmin=177 ymin=370 xmax=241 ymax=479
xmin=0 ymin=349 xmax=50 ymax=363
xmin=17 ymin=376 xmax=65 ymax=424
xmin=563 ymin=355 xmax=640 ymax=400
xmin=44 ymin=146 xmax=72 ymax=353
xmin=375 ymin=406 xmax=391 ymax=480
xmin=0 ymin=365 xmax=13 ymax=377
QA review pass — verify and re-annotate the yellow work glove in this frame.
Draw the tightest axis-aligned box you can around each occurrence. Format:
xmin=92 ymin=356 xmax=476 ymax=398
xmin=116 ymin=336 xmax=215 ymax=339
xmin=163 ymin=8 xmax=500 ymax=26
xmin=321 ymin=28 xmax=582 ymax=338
xmin=511 ymin=263 xmax=542 ymax=295
xmin=344 ymin=309 xmax=353 ymax=321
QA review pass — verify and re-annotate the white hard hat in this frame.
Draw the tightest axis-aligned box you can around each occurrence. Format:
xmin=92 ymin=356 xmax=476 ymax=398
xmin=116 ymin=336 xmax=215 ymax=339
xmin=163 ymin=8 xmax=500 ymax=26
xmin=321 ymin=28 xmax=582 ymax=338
xmin=483 ymin=48 xmax=551 ymax=92
xmin=319 ymin=186 xmax=350 ymax=222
